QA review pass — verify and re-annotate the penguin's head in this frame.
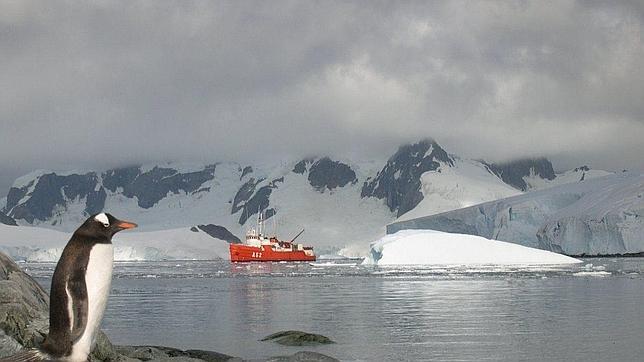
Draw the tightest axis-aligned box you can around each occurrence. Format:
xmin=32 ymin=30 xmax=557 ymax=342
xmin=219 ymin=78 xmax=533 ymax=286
xmin=76 ymin=213 xmax=138 ymax=240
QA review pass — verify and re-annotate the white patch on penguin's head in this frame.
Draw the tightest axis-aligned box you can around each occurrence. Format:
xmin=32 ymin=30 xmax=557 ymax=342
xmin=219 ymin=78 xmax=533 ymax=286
xmin=94 ymin=213 xmax=110 ymax=227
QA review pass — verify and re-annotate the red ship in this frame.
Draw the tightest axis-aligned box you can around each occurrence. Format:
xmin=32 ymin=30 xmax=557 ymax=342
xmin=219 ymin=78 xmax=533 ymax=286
xmin=229 ymin=214 xmax=316 ymax=262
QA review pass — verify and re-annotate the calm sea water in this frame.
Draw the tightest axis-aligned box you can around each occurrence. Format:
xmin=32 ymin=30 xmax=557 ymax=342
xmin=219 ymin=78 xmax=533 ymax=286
xmin=25 ymin=258 xmax=644 ymax=361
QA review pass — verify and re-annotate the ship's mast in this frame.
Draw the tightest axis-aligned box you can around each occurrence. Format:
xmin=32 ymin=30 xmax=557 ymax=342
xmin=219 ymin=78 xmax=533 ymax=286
xmin=257 ymin=208 xmax=264 ymax=237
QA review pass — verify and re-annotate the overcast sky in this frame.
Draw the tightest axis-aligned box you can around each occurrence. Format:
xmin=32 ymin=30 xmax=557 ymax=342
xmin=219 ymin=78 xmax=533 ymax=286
xmin=1 ymin=1 xmax=643 ymax=192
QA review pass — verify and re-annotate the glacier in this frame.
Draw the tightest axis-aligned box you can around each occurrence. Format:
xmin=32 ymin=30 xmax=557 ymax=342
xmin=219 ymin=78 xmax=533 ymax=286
xmin=388 ymin=172 xmax=644 ymax=256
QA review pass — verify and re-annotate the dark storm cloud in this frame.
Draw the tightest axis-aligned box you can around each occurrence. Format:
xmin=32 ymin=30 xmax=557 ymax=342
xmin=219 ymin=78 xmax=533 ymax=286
xmin=1 ymin=1 xmax=643 ymax=191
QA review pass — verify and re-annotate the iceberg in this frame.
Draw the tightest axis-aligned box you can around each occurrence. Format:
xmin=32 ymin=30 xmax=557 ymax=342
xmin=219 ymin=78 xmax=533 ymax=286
xmin=363 ymin=230 xmax=582 ymax=265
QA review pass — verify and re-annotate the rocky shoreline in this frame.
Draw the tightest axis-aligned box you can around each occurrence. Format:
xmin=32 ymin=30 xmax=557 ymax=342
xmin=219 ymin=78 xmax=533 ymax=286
xmin=0 ymin=252 xmax=338 ymax=361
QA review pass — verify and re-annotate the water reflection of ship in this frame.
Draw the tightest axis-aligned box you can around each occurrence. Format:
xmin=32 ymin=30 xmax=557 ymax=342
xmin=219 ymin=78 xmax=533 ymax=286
xmin=229 ymin=211 xmax=316 ymax=262
xmin=229 ymin=261 xmax=278 ymax=275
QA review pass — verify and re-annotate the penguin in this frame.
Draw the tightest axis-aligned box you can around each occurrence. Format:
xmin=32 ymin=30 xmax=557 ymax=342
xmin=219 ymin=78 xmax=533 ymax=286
xmin=0 ymin=213 xmax=137 ymax=362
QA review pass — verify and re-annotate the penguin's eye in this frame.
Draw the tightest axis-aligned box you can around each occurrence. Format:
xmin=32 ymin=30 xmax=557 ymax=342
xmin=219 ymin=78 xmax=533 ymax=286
xmin=102 ymin=222 xmax=109 ymax=228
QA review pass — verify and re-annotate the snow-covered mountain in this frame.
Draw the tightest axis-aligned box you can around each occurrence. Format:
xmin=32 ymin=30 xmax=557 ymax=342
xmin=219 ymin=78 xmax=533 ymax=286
xmin=388 ymin=171 xmax=644 ymax=256
xmin=393 ymin=157 xmax=522 ymax=222
xmin=0 ymin=223 xmax=230 ymax=262
xmin=484 ymin=158 xmax=556 ymax=191
xmin=0 ymin=139 xmax=615 ymax=258
xmin=523 ymin=165 xmax=611 ymax=190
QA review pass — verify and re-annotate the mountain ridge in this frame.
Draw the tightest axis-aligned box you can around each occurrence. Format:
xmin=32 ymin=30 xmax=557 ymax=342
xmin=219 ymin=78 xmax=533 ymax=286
xmin=1 ymin=139 xmax=612 ymax=254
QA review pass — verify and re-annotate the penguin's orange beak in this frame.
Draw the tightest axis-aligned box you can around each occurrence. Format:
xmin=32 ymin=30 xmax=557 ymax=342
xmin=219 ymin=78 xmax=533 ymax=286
xmin=115 ymin=220 xmax=138 ymax=230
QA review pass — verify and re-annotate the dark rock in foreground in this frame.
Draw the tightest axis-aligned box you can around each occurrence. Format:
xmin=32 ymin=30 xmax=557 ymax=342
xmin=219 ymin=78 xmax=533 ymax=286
xmin=115 ymin=345 xmax=236 ymax=361
xmin=261 ymin=331 xmax=335 ymax=346
xmin=116 ymin=346 xmax=339 ymax=362
xmin=266 ymin=351 xmax=339 ymax=362
xmin=0 ymin=251 xmax=50 ymax=351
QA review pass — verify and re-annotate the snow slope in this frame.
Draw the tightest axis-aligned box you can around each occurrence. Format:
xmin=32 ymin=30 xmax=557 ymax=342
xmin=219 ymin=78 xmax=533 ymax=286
xmin=395 ymin=158 xmax=521 ymax=222
xmin=268 ymin=169 xmax=393 ymax=254
xmin=0 ymin=224 xmax=230 ymax=262
xmin=363 ymin=230 xmax=581 ymax=265
xmin=525 ymin=167 xmax=611 ymax=190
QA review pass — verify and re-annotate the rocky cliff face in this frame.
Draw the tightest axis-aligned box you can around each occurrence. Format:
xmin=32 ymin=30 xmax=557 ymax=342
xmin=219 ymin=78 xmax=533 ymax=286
xmin=361 ymin=139 xmax=454 ymax=217
xmin=307 ymin=158 xmax=357 ymax=192
xmin=0 ymin=252 xmax=49 ymax=355
xmin=292 ymin=157 xmax=358 ymax=191
xmin=0 ymin=211 xmax=16 ymax=226
xmin=5 ymin=172 xmax=106 ymax=223
xmin=103 ymin=165 xmax=216 ymax=208
xmin=3 ymin=165 xmax=217 ymax=224
xmin=232 ymin=176 xmax=282 ymax=225
xmin=388 ymin=172 xmax=644 ymax=255
xmin=195 ymin=224 xmax=241 ymax=243
xmin=485 ymin=158 xmax=556 ymax=191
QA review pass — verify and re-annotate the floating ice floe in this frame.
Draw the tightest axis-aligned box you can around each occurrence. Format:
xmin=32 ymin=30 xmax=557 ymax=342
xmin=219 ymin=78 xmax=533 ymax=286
xmin=363 ymin=230 xmax=582 ymax=265
xmin=573 ymin=271 xmax=612 ymax=277
xmin=309 ymin=262 xmax=358 ymax=267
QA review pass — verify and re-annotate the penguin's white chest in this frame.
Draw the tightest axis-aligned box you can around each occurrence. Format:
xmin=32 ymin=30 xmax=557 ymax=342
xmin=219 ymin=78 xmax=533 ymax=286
xmin=68 ymin=243 xmax=113 ymax=361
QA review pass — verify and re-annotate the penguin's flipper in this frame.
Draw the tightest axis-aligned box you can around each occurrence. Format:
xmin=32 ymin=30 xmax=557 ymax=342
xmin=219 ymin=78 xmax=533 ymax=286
xmin=67 ymin=269 xmax=89 ymax=342
xmin=0 ymin=349 xmax=49 ymax=362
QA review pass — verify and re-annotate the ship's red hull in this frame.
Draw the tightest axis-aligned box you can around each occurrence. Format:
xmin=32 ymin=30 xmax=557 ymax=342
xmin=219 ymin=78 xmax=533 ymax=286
xmin=229 ymin=243 xmax=316 ymax=262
